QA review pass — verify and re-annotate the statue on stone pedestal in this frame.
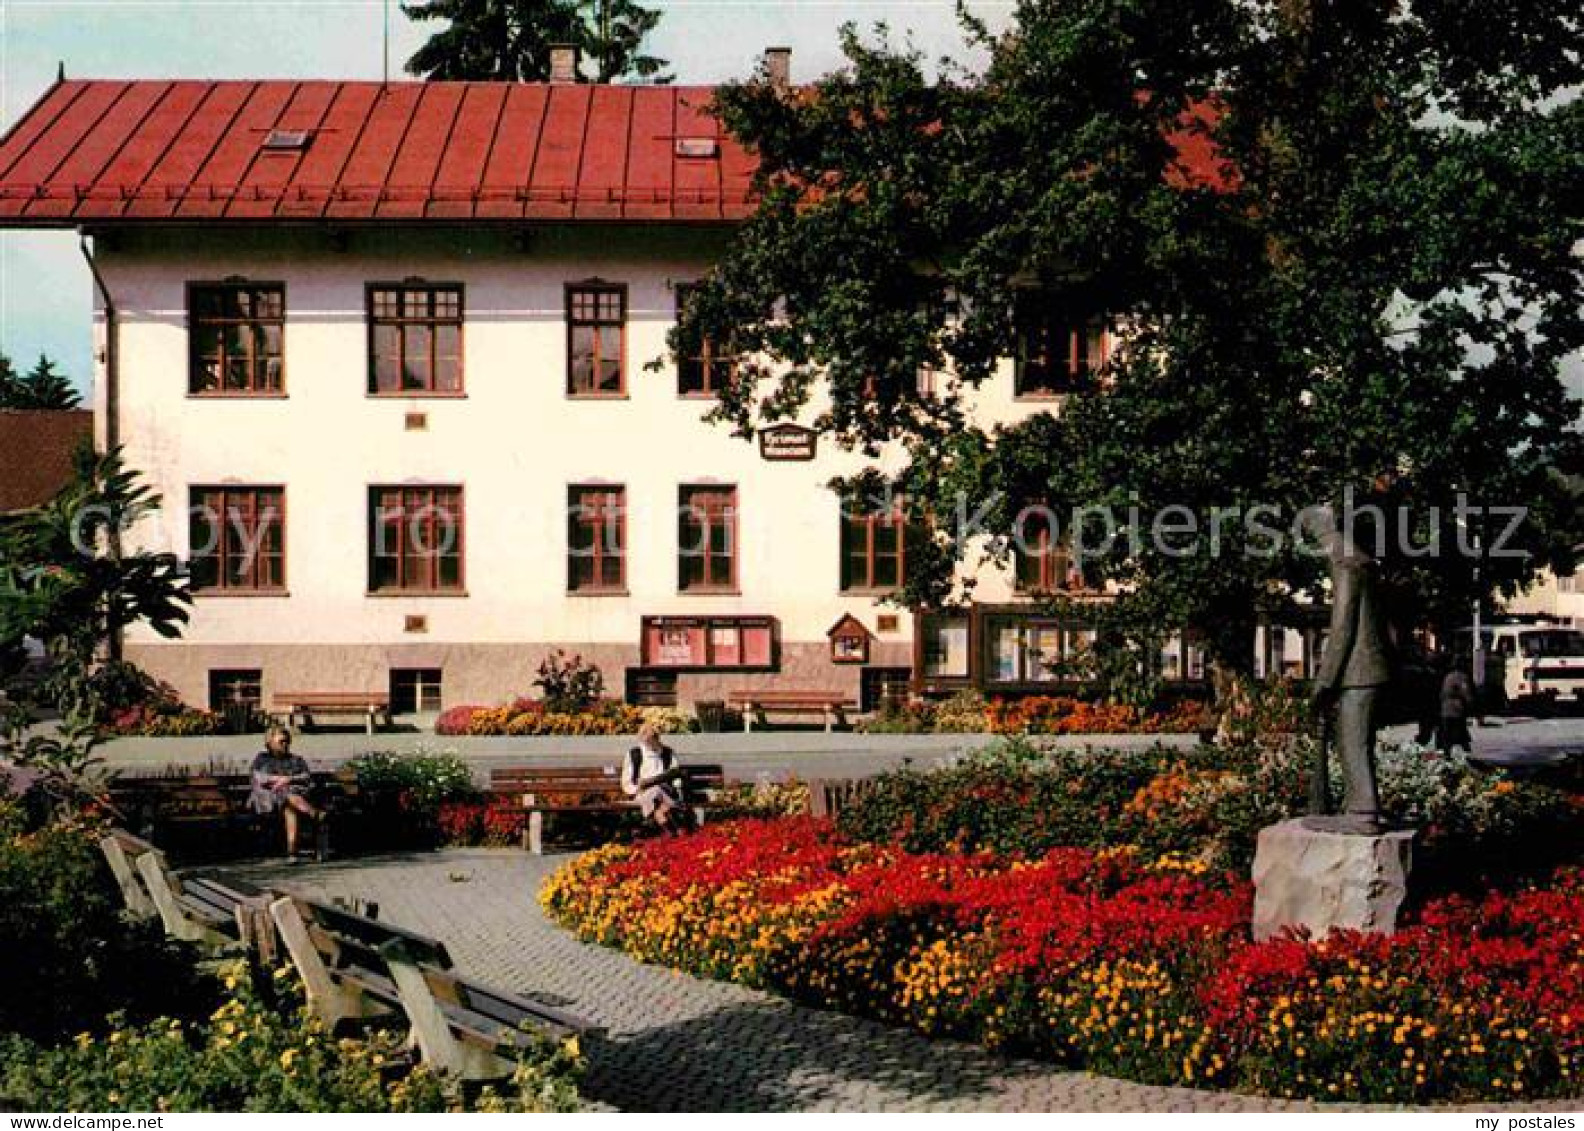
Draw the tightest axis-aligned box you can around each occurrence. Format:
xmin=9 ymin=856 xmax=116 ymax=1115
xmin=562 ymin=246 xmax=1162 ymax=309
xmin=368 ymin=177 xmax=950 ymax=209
xmin=1303 ymin=505 xmax=1393 ymax=835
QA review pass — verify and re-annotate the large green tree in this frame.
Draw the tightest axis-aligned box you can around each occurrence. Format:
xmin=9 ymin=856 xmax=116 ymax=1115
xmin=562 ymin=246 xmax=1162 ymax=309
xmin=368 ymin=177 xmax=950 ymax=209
xmin=679 ymin=1 xmax=1584 ymax=684
xmin=403 ymin=0 xmax=669 ymax=82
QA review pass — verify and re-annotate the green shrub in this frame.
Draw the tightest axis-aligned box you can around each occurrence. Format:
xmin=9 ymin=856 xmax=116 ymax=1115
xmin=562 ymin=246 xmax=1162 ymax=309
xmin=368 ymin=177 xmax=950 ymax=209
xmin=0 ymin=813 xmax=218 ymax=1041
xmin=0 ymin=963 xmax=585 ymax=1113
xmin=346 ymin=748 xmax=478 ymax=811
xmin=532 ymin=651 xmax=605 ymax=714
xmin=837 ymin=737 xmax=1580 ymax=886
xmin=931 ymin=690 xmax=990 ymax=733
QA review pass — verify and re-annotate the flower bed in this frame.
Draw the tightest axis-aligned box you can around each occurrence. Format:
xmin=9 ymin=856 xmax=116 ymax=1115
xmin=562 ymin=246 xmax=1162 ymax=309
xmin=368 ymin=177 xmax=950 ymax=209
xmin=542 ymin=817 xmax=1583 ymax=1103
xmin=861 ymin=690 xmax=1211 ymax=735
xmin=103 ymin=705 xmax=223 ymax=738
xmin=986 ymin=695 xmax=1210 ymax=735
xmin=435 ymin=700 xmax=695 ymax=738
xmin=836 ymin=739 xmax=1583 ymax=884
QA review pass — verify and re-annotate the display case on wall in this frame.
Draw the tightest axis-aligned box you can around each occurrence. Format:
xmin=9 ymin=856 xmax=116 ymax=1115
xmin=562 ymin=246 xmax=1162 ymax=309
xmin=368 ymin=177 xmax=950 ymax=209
xmin=640 ymin=615 xmax=779 ymax=671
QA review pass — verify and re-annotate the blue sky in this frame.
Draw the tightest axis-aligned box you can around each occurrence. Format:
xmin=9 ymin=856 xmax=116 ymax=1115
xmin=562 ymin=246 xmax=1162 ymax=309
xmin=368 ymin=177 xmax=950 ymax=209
xmin=0 ymin=0 xmax=1010 ymax=392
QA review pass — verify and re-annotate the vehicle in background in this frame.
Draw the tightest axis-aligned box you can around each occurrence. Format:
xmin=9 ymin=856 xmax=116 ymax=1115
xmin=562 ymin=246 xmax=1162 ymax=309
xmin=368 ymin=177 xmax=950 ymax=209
xmin=1456 ymin=622 xmax=1584 ymax=711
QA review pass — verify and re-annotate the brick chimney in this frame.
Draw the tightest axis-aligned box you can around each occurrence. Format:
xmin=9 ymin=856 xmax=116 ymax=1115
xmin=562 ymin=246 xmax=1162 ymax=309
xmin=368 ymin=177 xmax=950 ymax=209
xmin=549 ymin=44 xmax=580 ymax=84
xmin=764 ymin=47 xmax=791 ymax=91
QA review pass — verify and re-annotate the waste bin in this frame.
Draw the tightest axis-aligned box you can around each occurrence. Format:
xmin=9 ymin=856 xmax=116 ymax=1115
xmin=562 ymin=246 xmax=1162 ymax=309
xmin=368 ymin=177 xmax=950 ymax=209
xmin=224 ymin=700 xmax=253 ymax=736
xmin=696 ymin=700 xmax=726 ymax=733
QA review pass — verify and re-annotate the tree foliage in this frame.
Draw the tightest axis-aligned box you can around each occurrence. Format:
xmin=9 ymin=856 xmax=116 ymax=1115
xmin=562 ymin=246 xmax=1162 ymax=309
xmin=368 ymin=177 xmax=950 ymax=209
xmin=0 ymin=352 xmax=80 ymax=410
xmin=402 ymin=0 xmax=669 ymax=82
xmin=679 ymin=1 xmax=1584 ymax=675
xmin=0 ymin=446 xmax=190 ymax=700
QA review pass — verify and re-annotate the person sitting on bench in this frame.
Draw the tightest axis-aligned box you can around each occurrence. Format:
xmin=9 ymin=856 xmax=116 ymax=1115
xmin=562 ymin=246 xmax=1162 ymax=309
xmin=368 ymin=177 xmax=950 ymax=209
xmin=249 ymin=725 xmax=321 ymax=860
xmin=621 ymin=723 xmax=692 ymax=834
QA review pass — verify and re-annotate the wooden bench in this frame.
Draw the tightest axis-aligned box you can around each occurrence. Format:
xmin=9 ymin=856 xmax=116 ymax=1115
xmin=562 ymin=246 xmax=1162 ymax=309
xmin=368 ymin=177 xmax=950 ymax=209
xmin=99 ymin=830 xmax=273 ymax=951
xmin=273 ymin=692 xmax=391 ymax=735
xmin=269 ymin=894 xmax=437 ymax=1029
xmin=99 ymin=828 xmax=161 ymax=920
xmin=727 ymin=689 xmax=857 ymax=732
xmin=109 ymin=768 xmax=361 ymax=859
xmin=271 ymin=895 xmax=599 ymax=1079
xmin=489 ymin=763 xmax=725 ymax=853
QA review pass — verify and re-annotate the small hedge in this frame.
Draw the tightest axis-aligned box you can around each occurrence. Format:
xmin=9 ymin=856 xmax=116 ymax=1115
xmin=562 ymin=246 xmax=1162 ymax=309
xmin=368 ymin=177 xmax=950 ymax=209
xmin=0 ymin=803 xmax=219 ymax=1041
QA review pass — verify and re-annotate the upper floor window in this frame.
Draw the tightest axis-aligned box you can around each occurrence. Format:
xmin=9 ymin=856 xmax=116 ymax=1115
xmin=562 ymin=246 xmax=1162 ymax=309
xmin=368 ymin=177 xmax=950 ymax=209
xmin=678 ymin=485 xmax=737 ymax=592
xmin=1013 ymin=506 xmax=1073 ymax=592
xmin=1014 ymin=295 xmax=1107 ymax=398
xmin=369 ymin=284 xmax=463 ymax=395
xmin=369 ymin=485 xmax=464 ymax=593
xmin=840 ymin=494 xmax=909 ymax=593
xmin=189 ymin=486 xmax=285 ymax=592
xmin=189 ymin=284 xmax=284 ymax=395
xmin=568 ymin=484 xmax=626 ymax=593
xmin=676 ymin=283 xmax=732 ymax=397
xmin=567 ymin=283 xmax=626 ymax=397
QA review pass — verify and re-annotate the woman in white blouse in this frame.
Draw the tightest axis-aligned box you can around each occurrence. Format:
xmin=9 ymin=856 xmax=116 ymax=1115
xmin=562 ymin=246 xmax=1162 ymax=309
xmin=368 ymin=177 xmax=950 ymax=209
xmin=621 ymin=723 xmax=690 ymax=833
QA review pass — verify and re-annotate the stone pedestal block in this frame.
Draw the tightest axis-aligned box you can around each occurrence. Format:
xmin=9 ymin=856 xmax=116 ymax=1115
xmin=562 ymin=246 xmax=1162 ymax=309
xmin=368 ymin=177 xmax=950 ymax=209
xmin=1251 ymin=818 xmax=1416 ymax=942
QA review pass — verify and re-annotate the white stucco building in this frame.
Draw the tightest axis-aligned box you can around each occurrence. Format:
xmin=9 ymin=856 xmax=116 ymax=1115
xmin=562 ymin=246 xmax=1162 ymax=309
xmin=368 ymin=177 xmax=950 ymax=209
xmin=0 ymin=64 xmax=1209 ymax=714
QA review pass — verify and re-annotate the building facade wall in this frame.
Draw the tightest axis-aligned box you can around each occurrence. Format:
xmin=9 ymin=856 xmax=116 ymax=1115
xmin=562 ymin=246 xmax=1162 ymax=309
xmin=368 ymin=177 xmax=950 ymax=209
xmin=99 ymin=225 xmax=1047 ymax=709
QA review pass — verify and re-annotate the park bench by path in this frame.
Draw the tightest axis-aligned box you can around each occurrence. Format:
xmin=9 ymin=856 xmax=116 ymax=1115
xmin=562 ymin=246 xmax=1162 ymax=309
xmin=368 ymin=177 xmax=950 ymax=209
xmin=270 ymin=894 xmax=599 ymax=1079
xmin=100 ymin=829 xmax=275 ymax=952
xmin=99 ymin=827 xmax=161 ymax=920
xmin=488 ymin=764 xmax=725 ymax=854
xmin=109 ymin=768 xmax=360 ymax=859
xmin=272 ymin=691 xmax=392 ymax=735
xmin=726 ymin=689 xmax=857 ymax=732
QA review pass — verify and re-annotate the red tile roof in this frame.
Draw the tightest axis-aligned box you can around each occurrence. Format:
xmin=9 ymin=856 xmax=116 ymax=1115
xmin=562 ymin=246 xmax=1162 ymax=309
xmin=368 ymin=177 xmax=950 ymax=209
xmin=0 ymin=410 xmax=91 ymax=513
xmin=0 ymin=79 xmax=1230 ymax=227
xmin=0 ymin=80 xmax=758 ymax=224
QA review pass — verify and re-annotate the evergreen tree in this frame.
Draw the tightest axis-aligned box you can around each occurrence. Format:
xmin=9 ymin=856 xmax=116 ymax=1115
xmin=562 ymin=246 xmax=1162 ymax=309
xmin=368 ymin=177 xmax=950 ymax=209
xmin=0 ymin=352 xmax=17 ymax=407
xmin=403 ymin=0 xmax=669 ymax=83
xmin=14 ymin=355 xmax=81 ymax=410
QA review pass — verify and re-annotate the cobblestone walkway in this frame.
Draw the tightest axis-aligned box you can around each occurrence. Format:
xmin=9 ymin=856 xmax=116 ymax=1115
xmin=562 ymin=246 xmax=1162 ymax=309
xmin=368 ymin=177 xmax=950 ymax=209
xmin=234 ymin=848 xmax=1334 ymax=1112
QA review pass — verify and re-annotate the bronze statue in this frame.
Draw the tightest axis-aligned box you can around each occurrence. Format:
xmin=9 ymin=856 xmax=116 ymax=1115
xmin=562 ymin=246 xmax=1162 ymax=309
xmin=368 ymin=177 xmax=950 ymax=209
xmin=1303 ymin=505 xmax=1393 ymax=835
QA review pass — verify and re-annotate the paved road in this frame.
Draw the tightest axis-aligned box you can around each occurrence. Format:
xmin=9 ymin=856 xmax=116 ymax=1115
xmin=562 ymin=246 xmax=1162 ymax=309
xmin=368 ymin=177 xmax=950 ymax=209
xmin=236 ymin=849 xmax=1322 ymax=1112
xmin=94 ymin=716 xmax=1582 ymax=783
xmin=99 ymin=730 xmax=1193 ymax=782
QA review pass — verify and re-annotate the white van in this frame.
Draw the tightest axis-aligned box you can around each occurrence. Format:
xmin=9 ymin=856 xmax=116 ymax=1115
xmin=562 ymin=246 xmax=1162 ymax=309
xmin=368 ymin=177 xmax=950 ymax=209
xmin=1459 ymin=624 xmax=1584 ymax=707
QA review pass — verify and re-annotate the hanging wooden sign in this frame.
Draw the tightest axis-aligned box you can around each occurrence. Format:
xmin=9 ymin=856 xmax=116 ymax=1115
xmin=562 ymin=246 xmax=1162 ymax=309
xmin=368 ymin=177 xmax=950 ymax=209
xmin=757 ymin=423 xmax=818 ymax=462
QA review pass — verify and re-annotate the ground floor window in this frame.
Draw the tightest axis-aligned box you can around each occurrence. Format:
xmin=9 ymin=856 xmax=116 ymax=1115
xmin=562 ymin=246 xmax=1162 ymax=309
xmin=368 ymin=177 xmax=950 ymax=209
xmin=208 ymin=669 xmax=262 ymax=713
xmin=390 ymin=668 xmax=443 ymax=714
xmin=919 ymin=613 xmax=971 ymax=680
xmin=861 ymin=667 xmax=912 ymax=712
xmin=625 ymin=669 xmax=679 ymax=707
xmin=986 ymin=615 xmax=1096 ymax=684
xmin=1158 ymin=634 xmax=1206 ymax=682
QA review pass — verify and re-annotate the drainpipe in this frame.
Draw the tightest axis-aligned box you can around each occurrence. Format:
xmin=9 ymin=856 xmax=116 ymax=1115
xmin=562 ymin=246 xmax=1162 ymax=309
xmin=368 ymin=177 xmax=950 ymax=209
xmin=79 ymin=233 xmax=123 ymax=662
xmin=79 ymin=233 xmax=118 ymax=453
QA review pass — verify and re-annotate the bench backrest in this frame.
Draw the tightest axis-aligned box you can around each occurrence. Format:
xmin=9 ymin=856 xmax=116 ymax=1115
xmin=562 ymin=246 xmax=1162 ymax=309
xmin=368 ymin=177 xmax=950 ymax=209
xmin=275 ymin=692 xmax=390 ymax=707
xmin=297 ymin=897 xmax=453 ymax=977
xmin=489 ymin=763 xmax=725 ymax=795
xmin=420 ymin=964 xmax=593 ymax=1042
xmin=728 ymin=690 xmax=855 ymax=705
